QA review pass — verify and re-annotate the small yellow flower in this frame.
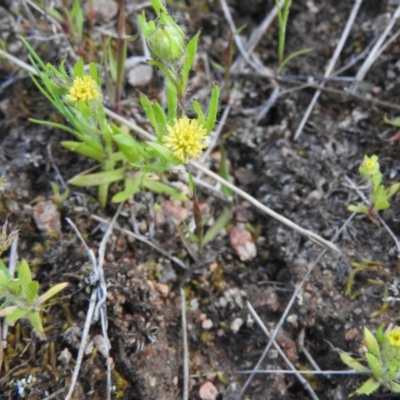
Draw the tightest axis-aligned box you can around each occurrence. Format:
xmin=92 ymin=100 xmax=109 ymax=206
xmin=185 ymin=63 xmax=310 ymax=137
xmin=162 ymin=117 xmax=207 ymax=163
xmin=386 ymin=328 xmax=400 ymax=347
xmin=66 ymin=76 xmax=100 ymax=103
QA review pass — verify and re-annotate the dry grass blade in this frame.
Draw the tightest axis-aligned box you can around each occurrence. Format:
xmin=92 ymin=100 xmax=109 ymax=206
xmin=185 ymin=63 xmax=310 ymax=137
xmin=293 ymin=0 xmax=363 ymax=140
xmin=350 ymin=4 xmax=400 ymax=93
xmin=246 ymin=302 xmax=320 ymax=400
xmin=181 ymin=288 xmax=189 ymax=400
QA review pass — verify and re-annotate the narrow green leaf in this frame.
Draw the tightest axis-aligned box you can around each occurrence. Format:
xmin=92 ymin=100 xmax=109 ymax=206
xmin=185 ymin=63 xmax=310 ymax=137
xmin=18 ymin=259 xmax=32 ymax=284
xmin=220 ymin=145 xmax=233 ymax=197
xmin=384 ymin=115 xmax=400 ymax=127
xmin=0 ymin=305 xmax=17 ymax=317
xmin=281 ymin=48 xmax=312 ymax=70
xmin=112 ymin=174 xmax=143 ymax=203
xmin=73 ymin=58 xmax=84 ymax=78
xmin=5 ymin=307 xmax=30 ymax=324
xmin=205 ymin=84 xmax=220 ymax=134
xmin=339 ymin=353 xmax=369 ymax=372
xmin=366 ymin=353 xmax=383 ymax=380
xmin=146 ymin=142 xmax=181 ymax=165
xmin=61 ymin=141 xmax=104 ymax=162
xmin=25 ymin=281 xmax=39 ymax=304
xmin=203 ymin=206 xmax=233 ymax=245
xmin=69 ymin=168 xmax=125 ymax=187
xmin=113 ymin=133 xmax=149 ymax=163
xmin=188 ymin=172 xmax=196 ymax=195
xmin=385 ymin=380 xmax=400 ymax=393
xmin=364 ymin=327 xmax=381 ymax=358
xmin=166 ymin=78 xmax=178 ymax=120
xmin=148 ymin=60 xmax=181 ymax=89
xmin=139 ymin=93 xmax=157 ymax=130
xmin=192 ymin=100 xmax=206 ymax=127
xmin=142 ymin=177 xmax=188 ymax=201
xmin=353 ymin=377 xmax=380 ymax=396
xmin=152 ymin=103 xmax=168 ymax=141
xmin=28 ymin=311 xmax=44 ymax=333
xmin=347 ymin=204 xmax=368 ymax=214
xmin=181 ymin=31 xmax=201 ymax=91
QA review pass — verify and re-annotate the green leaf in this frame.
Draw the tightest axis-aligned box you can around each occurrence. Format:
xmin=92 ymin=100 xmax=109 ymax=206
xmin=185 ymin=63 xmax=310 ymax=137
xmin=142 ymin=177 xmax=188 ymax=201
xmin=385 ymin=380 xmax=400 ymax=393
xmin=29 ymin=119 xmax=82 ymax=138
xmin=73 ymin=58 xmax=84 ymax=78
xmin=112 ymin=174 xmax=143 ymax=203
xmin=89 ymin=62 xmax=100 ymax=86
xmin=25 ymin=281 xmax=39 ymax=304
xmin=148 ymin=60 xmax=181 ymax=89
xmin=18 ymin=259 xmax=33 ymax=284
xmin=181 ymin=31 xmax=201 ymax=92
xmin=339 ymin=353 xmax=369 ymax=372
xmin=388 ymin=183 xmax=400 ymax=198
xmin=220 ymin=145 xmax=233 ymax=197
xmin=166 ymin=78 xmax=178 ymax=120
xmin=28 ymin=311 xmax=44 ymax=333
xmin=62 ymin=141 xmax=104 ymax=162
xmin=203 ymin=206 xmax=233 ymax=245
xmin=366 ymin=353 xmax=383 ymax=380
xmin=376 ymin=324 xmax=386 ymax=344
xmin=0 ymin=305 xmax=17 ymax=317
xmin=146 ymin=142 xmax=181 ymax=165
xmin=69 ymin=168 xmax=125 ymax=187
xmin=374 ymin=199 xmax=390 ymax=212
xmin=347 ymin=204 xmax=368 ymax=214
xmin=188 ymin=172 xmax=196 ymax=195
xmin=353 ymin=377 xmax=380 ymax=396
xmin=113 ymin=133 xmax=148 ymax=163
xmin=5 ymin=307 xmax=30 ymax=324
xmin=364 ymin=327 xmax=381 ymax=358
xmin=192 ymin=100 xmax=206 ymax=127
xmin=384 ymin=114 xmax=400 ymax=127
xmin=38 ymin=282 xmax=69 ymax=304
xmin=152 ymin=102 xmax=168 ymax=141
xmin=205 ymin=83 xmax=220 ymax=134
xmin=280 ymin=48 xmax=312 ymax=70
xmin=139 ymin=93 xmax=157 ymax=130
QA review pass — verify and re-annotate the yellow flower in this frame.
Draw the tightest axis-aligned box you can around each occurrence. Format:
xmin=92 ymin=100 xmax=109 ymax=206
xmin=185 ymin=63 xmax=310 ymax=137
xmin=66 ymin=76 xmax=100 ymax=103
xmin=386 ymin=328 xmax=400 ymax=347
xmin=162 ymin=117 xmax=207 ymax=163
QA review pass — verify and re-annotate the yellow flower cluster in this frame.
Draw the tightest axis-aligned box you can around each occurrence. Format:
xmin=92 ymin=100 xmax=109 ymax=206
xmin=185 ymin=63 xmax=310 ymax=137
xmin=162 ymin=117 xmax=207 ymax=163
xmin=387 ymin=328 xmax=400 ymax=347
xmin=66 ymin=76 xmax=100 ymax=103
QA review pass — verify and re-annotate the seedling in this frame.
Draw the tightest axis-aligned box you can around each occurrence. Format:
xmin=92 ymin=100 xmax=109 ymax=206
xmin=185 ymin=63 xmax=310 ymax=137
xmin=340 ymin=326 xmax=400 ymax=396
xmin=0 ymin=258 xmax=68 ymax=333
xmin=348 ymin=155 xmax=400 ymax=218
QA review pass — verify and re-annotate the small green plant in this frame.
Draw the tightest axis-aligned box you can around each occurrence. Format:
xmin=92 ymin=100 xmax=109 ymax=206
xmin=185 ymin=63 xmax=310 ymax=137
xmin=21 ymin=0 xmax=219 ymax=207
xmin=0 ymin=223 xmax=68 ymax=334
xmin=274 ymin=0 xmax=311 ymax=70
xmin=348 ymin=155 xmax=400 ymax=217
xmin=340 ymin=326 xmax=400 ymax=396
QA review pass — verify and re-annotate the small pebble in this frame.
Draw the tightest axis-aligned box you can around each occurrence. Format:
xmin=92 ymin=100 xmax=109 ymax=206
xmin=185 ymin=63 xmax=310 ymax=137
xmin=231 ymin=318 xmax=244 ymax=334
xmin=202 ymin=319 xmax=213 ymax=330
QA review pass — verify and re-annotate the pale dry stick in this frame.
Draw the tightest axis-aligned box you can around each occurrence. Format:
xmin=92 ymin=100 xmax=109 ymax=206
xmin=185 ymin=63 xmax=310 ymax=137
xmin=65 ymin=218 xmax=99 ymax=400
xmin=240 ymin=210 xmax=357 ymax=396
xmin=219 ymin=0 xmax=268 ymax=76
xmin=65 ymin=210 xmax=122 ymax=400
xmin=238 ymin=370 xmax=366 ymax=375
xmin=90 ymin=214 xmax=189 ymax=270
xmin=181 ymin=288 xmax=189 ymax=400
xmin=230 ymin=0 xmax=284 ymax=73
xmin=247 ymin=302 xmax=320 ymax=400
xmin=344 ymin=175 xmax=400 ymax=255
xmin=0 ymin=51 xmax=339 ymax=253
xmin=293 ymin=0 xmax=363 ymax=141
xmin=350 ymin=4 xmax=400 ymax=94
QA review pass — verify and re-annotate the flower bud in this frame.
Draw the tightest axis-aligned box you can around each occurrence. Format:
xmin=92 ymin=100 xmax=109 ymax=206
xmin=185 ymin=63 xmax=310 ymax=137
xmin=147 ymin=22 xmax=185 ymax=62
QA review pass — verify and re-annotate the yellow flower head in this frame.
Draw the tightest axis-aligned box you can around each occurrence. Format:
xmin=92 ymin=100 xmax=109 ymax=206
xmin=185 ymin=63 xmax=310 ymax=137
xmin=162 ymin=117 xmax=208 ymax=163
xmin=66 ymin=76 xmax=100 ymax=103
xmin=386 ymin=328 xmax=400 ymax=347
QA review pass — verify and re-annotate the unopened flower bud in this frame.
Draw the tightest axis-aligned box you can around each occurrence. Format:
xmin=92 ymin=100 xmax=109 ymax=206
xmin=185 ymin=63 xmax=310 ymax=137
xmin=147 ymin=23 xmax=185 ymax=62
